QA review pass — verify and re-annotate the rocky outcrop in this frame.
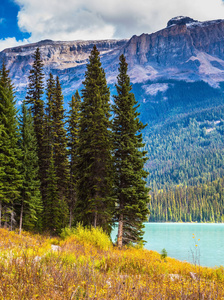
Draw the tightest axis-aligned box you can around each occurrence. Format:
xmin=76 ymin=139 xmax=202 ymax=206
xmin=167 ymin=16 xmax=198 ymax=27
xmin=0 ymin=39 xmax=127 ymax=95
xmin=122 ymin=18 xmax=224 ymax=67
xmin=1 ymin=16 xmax=224 ymax=100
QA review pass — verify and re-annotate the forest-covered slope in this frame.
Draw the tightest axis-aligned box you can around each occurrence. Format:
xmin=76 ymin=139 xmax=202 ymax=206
xmin=131 ymin=80 xmax=223 ymax=188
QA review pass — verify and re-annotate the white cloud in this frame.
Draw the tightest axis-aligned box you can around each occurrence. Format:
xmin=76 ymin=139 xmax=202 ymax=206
xmin=11 ymin=0 xmax=224 ymax=43
xmin=17 ymin=100 xmax=23 ymax=106
xmin=0 ymin=37 xmax=29 ymax=51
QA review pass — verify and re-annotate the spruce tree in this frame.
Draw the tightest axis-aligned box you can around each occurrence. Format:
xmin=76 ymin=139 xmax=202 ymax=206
xmin=67 ymin=90 xmax=81 ymax=227
xmin=25 ymin=48 xmax=45 ymax=199
xmin=45 ymin=146 xmax=62 ymax=234
xmin=53 ymin=76 xmax=70 ymax=205
xmin=112 ymin=54 xmax=150 ymax=247
xmin=26 ymin=47 xmax=44 ymax=148
xmin=76 ymin=46 xmax=114 ymax=234
xmin=0 ymin=63 xmax=22 ymax=227
xmin=18 ymin=102 xmax=42 ymax=233
xmin=41 ymin=73 xmax=56 ymax=229
xmin=0 ymin=125 xmax=5 ymax=223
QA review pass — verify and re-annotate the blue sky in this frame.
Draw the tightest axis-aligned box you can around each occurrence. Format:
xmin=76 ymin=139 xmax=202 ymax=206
xmin=0 ymin=0 xmax=30 ymax=40
xmin=0 ymin=0 xmax=224 ymax=51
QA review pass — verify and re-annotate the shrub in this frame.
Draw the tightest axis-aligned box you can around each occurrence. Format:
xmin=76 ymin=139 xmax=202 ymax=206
xmin=161 ymin=248 xmax=168 ymax=260
xmin=60 ymin=224 xmax=112 ymax=251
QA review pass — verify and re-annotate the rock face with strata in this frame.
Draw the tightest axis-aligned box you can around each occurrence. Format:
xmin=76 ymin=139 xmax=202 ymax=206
xmin=123 ymin=17 xmax=224 ymax=67
xmin=1 ymin=16 xmax=224 ymax=100
xmin=0 ymin=39 xmax=127 ymax=96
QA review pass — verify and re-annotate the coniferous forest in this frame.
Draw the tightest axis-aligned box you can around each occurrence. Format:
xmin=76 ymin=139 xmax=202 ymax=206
xmin=2 ymin=44 xmax=224 ymax=238
xmin=0 ymin=46 xmax=149 ymax=246
xmin=144 ymin=114 xmax=224 ymax=222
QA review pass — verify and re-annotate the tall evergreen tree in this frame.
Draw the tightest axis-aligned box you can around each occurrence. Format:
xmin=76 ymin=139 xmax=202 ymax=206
xmin=67 ymin=90 xmax=81 ymax=227
xmin=26 ymin=47 xmax=45 ymax=148
xmin=112 ymin=54 xmax=150 ymax=247
xmin=45 ymin=145 xmax=65 ymax=234
xmin=53 ymin=76 xmax=70 ymax=205
xmin=0 ymin=125 xmax=5 ymax=224
xmin=0 ymin=63 xmax=22 ymax=227
xmin=18 ymin=102 xmax=42 ymax=233
xmin=41 ymin=73 xmax=56 ymax=229
xmin=25 ymin=48 xmax=45 ymax=199
xmin=76 ymin=46 xmax=114 ymax=234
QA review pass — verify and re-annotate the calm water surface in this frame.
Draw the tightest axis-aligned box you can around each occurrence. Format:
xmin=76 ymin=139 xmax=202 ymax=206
xmin=112 ymin=223 xmax=224 ymax=267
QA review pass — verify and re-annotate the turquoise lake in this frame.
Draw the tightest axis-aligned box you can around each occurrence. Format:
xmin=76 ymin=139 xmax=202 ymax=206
xmin=112 ymin=223 xmax=224 ymax=267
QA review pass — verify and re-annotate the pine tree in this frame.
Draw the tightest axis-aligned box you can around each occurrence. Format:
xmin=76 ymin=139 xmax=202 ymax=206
xmin=45 ymin=145 xmax=61 ymax=233
xmin=41 ymin=73 xmax=56 ymax=228
xmin=0 ymin=63 xmax=22 ymax=228
xmin=18 ymin=102 xmax=42 ymax=233
xmin=112 ymin=54 xmax=150 ymax=247
xmin=67 ymin=90 xmax=81 ymax=227
xmin=53 ymin=76 xmax=70 ymax=205
xmin=76 ymin=45 xmax=114 ymax=234
xmin=26 ymin=47 xmax=44 ymax=148
xmin=25 ymin=48 xmax=45 ymax=200
xmin=0 ymin=125 xmax=5 ymax=223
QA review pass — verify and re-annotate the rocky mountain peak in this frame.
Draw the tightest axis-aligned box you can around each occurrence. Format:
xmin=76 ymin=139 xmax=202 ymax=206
xmin=1 ymin=17 xmax=224 ymax=102
xmin=167 ymin=16 xmax=198 ymax=27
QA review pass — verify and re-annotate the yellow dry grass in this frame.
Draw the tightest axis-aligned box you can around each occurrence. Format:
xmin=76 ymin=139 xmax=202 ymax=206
xmin=0 ymin=227 xmax=223 ymax=299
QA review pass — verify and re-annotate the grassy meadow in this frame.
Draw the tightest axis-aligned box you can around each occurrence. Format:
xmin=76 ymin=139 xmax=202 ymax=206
xmin=0 ymin=226 xmax=223 ymax=299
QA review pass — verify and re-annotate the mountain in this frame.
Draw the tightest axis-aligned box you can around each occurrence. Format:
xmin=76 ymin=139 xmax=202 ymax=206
xmin=1 ymin=16 xmax=224 ymax=189
xmin=0 ymin=39 xmax=127 ymax=100
xmin=124 ymin=16 xmax=224 ymax=86
xmin=1 ymin=16 xmax=224 ymax=101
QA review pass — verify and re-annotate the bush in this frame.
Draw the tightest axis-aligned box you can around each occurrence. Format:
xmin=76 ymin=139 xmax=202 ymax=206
xmin=60 ymin=224 xmax=112 ymax=251
xmin=161 ymin=248 xmax=168 ymax=260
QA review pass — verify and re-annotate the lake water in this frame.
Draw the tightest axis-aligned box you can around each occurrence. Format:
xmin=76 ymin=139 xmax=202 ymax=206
xmin=112 ymin=223 xmax=224 ymax=267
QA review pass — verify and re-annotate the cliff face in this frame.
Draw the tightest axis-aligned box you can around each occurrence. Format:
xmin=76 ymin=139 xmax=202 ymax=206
xmin=124 ymin=17 xmax=224 ymax=66
xmin=1 ymin=16 xmax=224 ymax=100
xmin=0 ymin=39 xmax=127 ymax=95
xmin=121 ymin=17 xmax=224 ymax=85
xmin=125 ymin=20 xmax=224 ymax=66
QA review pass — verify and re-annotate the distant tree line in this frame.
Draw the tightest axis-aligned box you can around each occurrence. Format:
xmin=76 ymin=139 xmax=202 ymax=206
xmin=0 ymin=46 xmax=149 ymax=247
xmin=150 ymin=176 xmax=224 ymax=222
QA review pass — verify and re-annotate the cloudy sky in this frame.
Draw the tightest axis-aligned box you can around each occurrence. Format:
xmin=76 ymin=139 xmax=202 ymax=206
xmin=0 ymin=0 xmax=224 ymax=51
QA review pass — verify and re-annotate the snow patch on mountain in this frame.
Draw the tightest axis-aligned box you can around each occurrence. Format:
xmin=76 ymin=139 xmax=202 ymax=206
xmin=186 ymin=19 xmax=224 ymax=29
xmin=143 ymin=83 xmax=169 ymax=96
xmin=128 ymin=65 xmax=158 ymax=83
xmin=188 ymin=52 xmax=224 ymax=75
xmin=167 ymin=16 xmax=197 ymax=27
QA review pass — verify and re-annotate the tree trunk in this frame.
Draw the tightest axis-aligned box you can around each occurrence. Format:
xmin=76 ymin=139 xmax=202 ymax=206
xmin=117 ymin=213 xmax=123 ymax=248
xmin=19 ymin=201 xmax=24 ymax=235
xmin=94 ymin=211 xmax=97 ymax=228
xmin=69 ymin=208 xmax=73 ymax=228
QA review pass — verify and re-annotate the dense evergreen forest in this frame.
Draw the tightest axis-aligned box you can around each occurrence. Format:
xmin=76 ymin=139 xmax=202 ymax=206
xmin=144 ymin=112 xmax=224 ymax=189
xmin=144 ymin=100 xmax=224 ymax=222
xmin=1 ymin=45 xmax=224 ymax=229
xmin=0 ymin=46 xmax=149 ymax=246
xmin=150 ymin=177 xmax=224 ymax=222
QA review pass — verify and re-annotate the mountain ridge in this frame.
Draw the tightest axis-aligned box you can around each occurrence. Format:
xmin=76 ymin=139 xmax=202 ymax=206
xmin=1 ymin=16 xmax=224 ymax=101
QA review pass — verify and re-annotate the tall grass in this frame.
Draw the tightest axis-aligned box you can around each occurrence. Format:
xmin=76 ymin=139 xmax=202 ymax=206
xmin=0 ymin=227 xmax=223 ymax=299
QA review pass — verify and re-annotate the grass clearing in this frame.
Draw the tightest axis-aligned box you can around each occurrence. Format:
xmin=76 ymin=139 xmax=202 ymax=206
xmin=0 ymin=227 xmax=223 ymax=299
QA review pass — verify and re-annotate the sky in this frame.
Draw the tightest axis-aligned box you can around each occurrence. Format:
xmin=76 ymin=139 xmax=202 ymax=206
xmin=0 ymin=0 xmax=224 ymax=51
